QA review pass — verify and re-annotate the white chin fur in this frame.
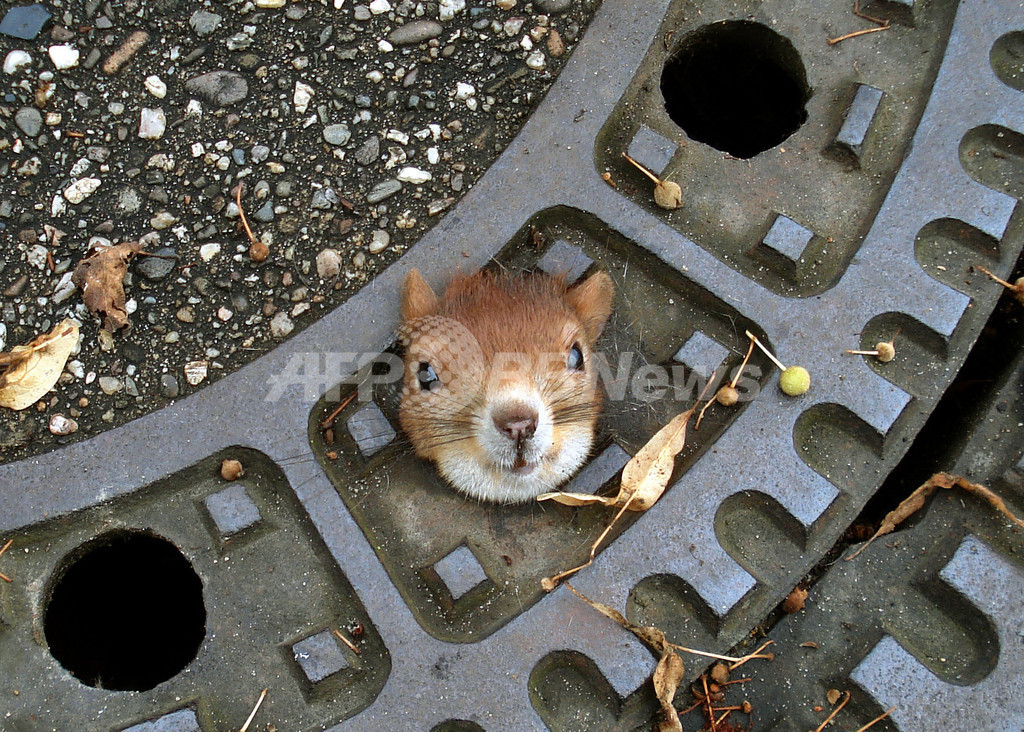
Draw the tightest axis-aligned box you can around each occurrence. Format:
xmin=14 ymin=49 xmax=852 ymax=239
xmin=436 ymin=427 xmax=594 ymax=503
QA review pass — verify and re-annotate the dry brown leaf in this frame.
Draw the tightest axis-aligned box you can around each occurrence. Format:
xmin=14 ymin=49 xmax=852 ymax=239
xmin=826 ymin=688 xmax=842 ymax=705
xmin=72 ymin=240 xmax=143 ymax=331
xmin=536 ymin=491 xmax=618 ymax=508
xmin=709 ymin=661 xmax=730 ymax=684
xmin=653 ymin=649 xmax=685 ymax=732
xmin=845 ymin=472 xmax=1024 ymax=560
xmin=0 ymin=319 xmax=79 ymax=411
xmin=619 ymin=405 xmax=697 ymax=511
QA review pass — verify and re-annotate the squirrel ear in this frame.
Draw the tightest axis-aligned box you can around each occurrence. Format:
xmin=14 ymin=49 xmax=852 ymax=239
xmin=565 ymin=270 xmax=614 ymax=341
xmin=402 ymin=268 xmax=439 ymax=322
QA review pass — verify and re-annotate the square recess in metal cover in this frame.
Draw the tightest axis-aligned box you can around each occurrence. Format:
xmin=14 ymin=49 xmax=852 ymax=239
xmin=311 ymin=208 xmax=772 ymax=643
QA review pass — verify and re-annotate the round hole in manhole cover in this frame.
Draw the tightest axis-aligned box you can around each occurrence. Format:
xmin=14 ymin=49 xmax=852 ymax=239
xmin=660 ymin=20 xmax=811 ymax=159
xmin=43 ymin=530 xmax=206 ymax=691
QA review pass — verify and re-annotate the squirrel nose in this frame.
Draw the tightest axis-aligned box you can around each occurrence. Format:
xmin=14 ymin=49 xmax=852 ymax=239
xmin=492 ymin=404 xmax=538 ymax=441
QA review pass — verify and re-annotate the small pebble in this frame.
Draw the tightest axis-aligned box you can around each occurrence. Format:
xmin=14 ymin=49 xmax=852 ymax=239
xmin=270 ymin=311 xmax=294 ymax=338
xmin=369 ymin=230 xmax=390 ymax=253
xmin=14 ymin=107 xmax=42 ymax=136
xmin=64 ymin=178 xmax=101 ymax=204
xmin=138 ymin=107 xmax=167 ymax=139
xmin=49 ymin=414 xmax=78 ymax=436
xmin=366 ymin=179 xmax=402 ymax=203
xmin=48 ymin=44 xmax=79 ymax=69
xmin=144 ymin=75 xmax=167 ymax=98
xmin=189 ymin=9 xmax=222 ymax=35
xmin=323 ymin=124 xmax=351 ymax=145
xmin=199 ymin=242 xmax=222 ymax=261
xmin=439 ymin=0 xmax=466 ymax=21
xmin=397 ymin=167 xmax=431 ymax=184
xmin=389 ymin=20 xmax=443 ymax=45
xmin=355 ymin=136 xmax=380 ymax=165
xmin=316 ymin=248 xmax=343 ymax=278
xmin=161 ymin=374 xmax=180 ymax=398
xmin=3 ymin=50 xmax=32 ymax=75
xmin=99 ymin=376 xmax=123 ymax=395
xmin=184 ymin=360 xmax=208 ymax=386
xmin=294 ymin=81 xmax=314 ymax=113
xmin=185 ymin=70 xmax=249 ymax=107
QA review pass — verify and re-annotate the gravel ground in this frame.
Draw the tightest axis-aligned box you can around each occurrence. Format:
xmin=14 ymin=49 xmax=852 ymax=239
xmin=0 ymin=0 xmax=598 ymax=461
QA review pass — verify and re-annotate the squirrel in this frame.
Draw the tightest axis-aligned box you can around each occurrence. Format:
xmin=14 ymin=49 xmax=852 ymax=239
xmin=398 ymin=267 xmax=615 ymax=503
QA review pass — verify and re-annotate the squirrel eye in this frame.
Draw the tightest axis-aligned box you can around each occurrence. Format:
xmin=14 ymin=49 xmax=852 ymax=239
xmin=417 ymin=362 xmax=441 ymax=391
xmin=567 ymin=342 xmax=585 ymax=371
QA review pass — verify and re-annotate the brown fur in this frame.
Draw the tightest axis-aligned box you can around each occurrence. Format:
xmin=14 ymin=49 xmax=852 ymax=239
xmin=398 ymin=268 xmax=615 ymax=502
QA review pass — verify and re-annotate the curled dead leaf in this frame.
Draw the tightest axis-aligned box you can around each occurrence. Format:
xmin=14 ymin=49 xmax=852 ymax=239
xmin=536 ymin=491 xmax=618 ymax=508
xmin=0 ymin=319 xmax=79 ymax=411
xmin=619 ymin=405 xmax=698 ymax=511
xmin=826 ymin=688 xmax=842 ymax=705
xmin=72 ymin=240 xmax=143 ymax=331
xmin=653 ymin=649 xmax=685 ymax=732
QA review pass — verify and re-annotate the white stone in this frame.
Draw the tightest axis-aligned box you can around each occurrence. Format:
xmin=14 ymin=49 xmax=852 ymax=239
xmin=191 ymin=142 xmax=205 ymax=157
xmin=426 ymin=147 xmax=439 ymax=164
xmin=369 ymin=0 xmax=392 ymax=13
xmin=293 ymin=81 xmax=314 ymax=113
xmin=255 ymin=0 xmax=286 ymax=5
xmin=439 ymin=0 xmax=465 ymax=21
xmin=386 ymin=129 xmax=410 ymax=145
xmin=270 ymin=311 xmax=294 ymax=338
xmin=51 ymin=194 xmax=67 ymax=217
xmin=3 ymin=50 xmax=32 ymax=75
xmin=184 ymin=361 xmax=208 ymax=386
xmin=397 ymin=167 xmax=432 ymax=184
xmin=369 ymin=229 xmax=390 ymax=253
xmin=26 ymin=245 xmax=48 ymax=270
xmin=526 ymin=49 xmax=547 ymax=69
xmin=455 ymin=82 xmax=475 ymax=100
xmin=378 ymin=39 xmax=394 ymax=53
xmin=48 ymin=44 xmax=80 ymax=70
xmin=49 ymin=414 xmax=78 ymax=436
xmin=199 ymin=242 xmax=222 ymax=261
xmin=147 ymin=152 xmax=175 ymax=171
xmin=63 ymin=178 xmax=101 ymax=204
xmin=144 ymin=75 xmax=167 ymax=98
xmin=150 ymin=211 xmax=178 ymax=229
xmin=316 ymin=248 xmax=343 ymax=278
xmin=139 ymin=107 xmax=167 ymax=139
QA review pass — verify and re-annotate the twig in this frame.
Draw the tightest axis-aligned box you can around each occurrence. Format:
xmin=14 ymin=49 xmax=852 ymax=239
xmin=745 ymin=330 xmax=786 ymax=371
xmin=702 ymin=675 xmax=718 ymax=732
xmin=0 ymin=539 xmax=12 ymax=557
xmin=544 ymin=492 xmax=638 ymax=589
xmin=727 ymin=640 xmax=774 ymax=670
xmin=0 ymin=573 xmax=10 ymax=583
xmin=235 ymin=185 xmax=258 ymax=246
xmin=854 ymin=706 xmax=896 ymax=731
xmin=828 ymin=24 xmax=889 ymax=45
xmin=621 ymin=152 xmax=661 ymax=185
xmin=333 ymin=628 xmax=361 ymax=655
xmin=238 ymin=688 xmax=267 ymax=732
xmin=813 ymin=690 xmax=851 ymax=731
xmin=852 ymin=0 xmax=889 ymax=25
xmin=976 ymin=265 xmax=1016 ymax=289
xmin=319 ymin=390 xmax=359 ymax=430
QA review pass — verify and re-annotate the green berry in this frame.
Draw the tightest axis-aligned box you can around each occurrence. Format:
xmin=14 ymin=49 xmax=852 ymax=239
xmin=779 ymin=366 xmax=810 ymax=396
